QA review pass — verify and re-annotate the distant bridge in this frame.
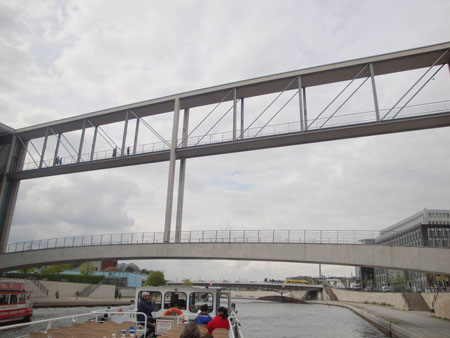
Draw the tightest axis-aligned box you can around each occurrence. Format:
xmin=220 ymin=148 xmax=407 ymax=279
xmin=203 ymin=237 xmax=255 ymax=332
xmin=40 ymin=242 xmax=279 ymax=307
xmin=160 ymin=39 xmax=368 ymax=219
xmin=168 ymin=281 xmax=323 ymax=292
xmin=1 ymin=230 xmax=449 ymax=274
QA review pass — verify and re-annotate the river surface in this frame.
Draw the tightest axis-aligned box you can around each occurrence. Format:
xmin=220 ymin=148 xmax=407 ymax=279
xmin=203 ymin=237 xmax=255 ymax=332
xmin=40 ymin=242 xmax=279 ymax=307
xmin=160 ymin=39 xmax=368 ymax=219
xmin=235 ymin=299 xmax=387 ymax=338
xmin=1 ymin=300 xmax=387 ymax=338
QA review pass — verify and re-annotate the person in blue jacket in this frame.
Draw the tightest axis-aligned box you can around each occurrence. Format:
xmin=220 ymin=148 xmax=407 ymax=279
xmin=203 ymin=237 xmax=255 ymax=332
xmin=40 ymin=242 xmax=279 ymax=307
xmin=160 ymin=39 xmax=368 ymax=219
xmin=195 ymin=304 xmax=212 ymax=325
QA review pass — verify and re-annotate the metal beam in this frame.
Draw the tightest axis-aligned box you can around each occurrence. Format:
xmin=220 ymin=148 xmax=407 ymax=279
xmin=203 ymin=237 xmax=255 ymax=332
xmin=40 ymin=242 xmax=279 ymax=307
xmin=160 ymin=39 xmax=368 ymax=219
xmin=14 ymin=42 xmax=450 ymax=140
xmin=240 ymin=98 xmax=245 ymax=139
xmin=0 ymin=135 xmax=17 ymax=212
xmin=0 ymin=138 xmax=27 ymax=253
xmin=164 ymin=98 xmax=180 ymax=243
xmin=38 ymin=128 xmax=49 ymax=168
xmin=77 ymin=120 xmax=86 ymax=163
xmin=133 ymin=117 xmax=140 ymax=155
xmin=121 ymin=111 xmax=129 ymax=156
xmin=369 ymin=63 xmax=380 ymax=121
xmin=233 ymin=88 xmax=237 ymax=140
xmin=303 ymin=88 xmax=308 ymax=130
xmin=53 ymin=133 xmax=61 ymax=166
xmin=90 ymin=126 xmax=98 ymax=161
xmin=175 ymin=108 xmax=190 ymax=243
xmin=298 ymin=76 xmax=305 ymax=131
xmin=8 ymin=111 xmax=450 ymax=180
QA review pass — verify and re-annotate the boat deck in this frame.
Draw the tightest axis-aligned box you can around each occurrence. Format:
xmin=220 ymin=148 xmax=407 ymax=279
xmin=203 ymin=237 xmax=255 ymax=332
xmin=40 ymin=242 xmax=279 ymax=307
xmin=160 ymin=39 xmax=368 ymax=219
xmin=27 ymin=321 xmax=231 ymax=338
xmin=158 ymin=323 xmax=230 ymax=338
xmin=29 ymin=320 xmax=138 ymax=338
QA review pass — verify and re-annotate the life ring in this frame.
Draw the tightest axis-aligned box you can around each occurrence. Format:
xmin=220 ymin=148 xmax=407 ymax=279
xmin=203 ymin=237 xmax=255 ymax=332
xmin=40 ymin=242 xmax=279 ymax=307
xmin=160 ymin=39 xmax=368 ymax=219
xmin=164 ymin=307 xmax=183 ymax=316
xmin=164 ymin=307 xmax=185 ymax=322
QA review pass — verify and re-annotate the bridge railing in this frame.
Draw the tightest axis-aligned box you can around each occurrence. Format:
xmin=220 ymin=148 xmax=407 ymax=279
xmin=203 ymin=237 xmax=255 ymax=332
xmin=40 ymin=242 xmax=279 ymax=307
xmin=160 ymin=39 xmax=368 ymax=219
xmin=21 ymin=100 xmax=450 ymax=171
xmin=6 ymin=228 xmax=445 ymax=254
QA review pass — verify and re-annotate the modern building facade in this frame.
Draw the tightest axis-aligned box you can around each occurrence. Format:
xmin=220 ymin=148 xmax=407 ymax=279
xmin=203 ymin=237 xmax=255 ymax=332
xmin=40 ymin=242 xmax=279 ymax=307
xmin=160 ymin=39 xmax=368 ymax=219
xmin=370 ymin=209 xmax=450 ymax=291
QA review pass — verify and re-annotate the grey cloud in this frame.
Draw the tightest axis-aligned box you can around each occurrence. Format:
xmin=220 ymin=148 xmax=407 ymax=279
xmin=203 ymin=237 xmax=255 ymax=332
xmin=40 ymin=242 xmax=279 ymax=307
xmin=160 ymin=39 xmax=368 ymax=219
xmin=11 ymin=171 xmax=137 ymax=241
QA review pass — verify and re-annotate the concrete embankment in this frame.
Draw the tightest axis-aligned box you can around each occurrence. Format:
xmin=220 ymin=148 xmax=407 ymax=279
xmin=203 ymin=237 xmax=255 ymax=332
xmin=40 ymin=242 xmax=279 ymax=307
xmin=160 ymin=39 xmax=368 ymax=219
xmin=325 ymin=288 xmax=450 ymax=321
xmin=230 ymin=290 xmax=307 ymax=300
xmin=313 ymin=301 xmax=450 ymax=338
xmin=22 ymin=279 xmax=115 ymax=299
xmin=32 ymin=297 xmax=132 ymax=308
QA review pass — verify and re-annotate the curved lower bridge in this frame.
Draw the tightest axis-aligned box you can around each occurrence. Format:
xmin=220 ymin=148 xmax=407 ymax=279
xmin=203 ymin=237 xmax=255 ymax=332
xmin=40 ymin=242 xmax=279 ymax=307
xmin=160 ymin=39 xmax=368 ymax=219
xmin=1 ymin=242 xmax=449 ymax=274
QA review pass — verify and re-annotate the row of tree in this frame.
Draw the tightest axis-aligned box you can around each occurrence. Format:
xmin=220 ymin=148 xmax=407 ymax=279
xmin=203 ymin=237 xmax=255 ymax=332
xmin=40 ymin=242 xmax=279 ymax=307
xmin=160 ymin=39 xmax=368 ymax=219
xmin=16 ymin=264 xmax=196 ymax=288
xmin=18 ymin=262 xmax=96 ymax=275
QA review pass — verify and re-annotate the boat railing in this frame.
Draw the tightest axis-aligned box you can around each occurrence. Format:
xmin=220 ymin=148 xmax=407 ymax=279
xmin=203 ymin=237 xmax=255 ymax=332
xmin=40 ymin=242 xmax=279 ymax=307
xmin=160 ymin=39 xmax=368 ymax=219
xmin=0 ymin=310 xmax=148 ymax=337
xmin=230 ymin=310 xmax=244 ymax=338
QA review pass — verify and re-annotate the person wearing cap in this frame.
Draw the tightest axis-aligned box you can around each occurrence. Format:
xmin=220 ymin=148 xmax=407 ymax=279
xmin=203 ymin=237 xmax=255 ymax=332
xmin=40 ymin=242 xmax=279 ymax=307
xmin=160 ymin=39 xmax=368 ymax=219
xmin=137 ymin=291 xmax=156 ymax=337
xmin=206 ymin=307 xmax=230 ymax=334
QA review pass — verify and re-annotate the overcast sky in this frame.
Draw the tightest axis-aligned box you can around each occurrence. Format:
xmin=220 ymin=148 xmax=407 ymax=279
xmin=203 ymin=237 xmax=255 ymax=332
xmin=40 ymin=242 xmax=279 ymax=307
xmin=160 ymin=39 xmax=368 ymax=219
xmin=2 ymin=0 xmax=450 ymax=282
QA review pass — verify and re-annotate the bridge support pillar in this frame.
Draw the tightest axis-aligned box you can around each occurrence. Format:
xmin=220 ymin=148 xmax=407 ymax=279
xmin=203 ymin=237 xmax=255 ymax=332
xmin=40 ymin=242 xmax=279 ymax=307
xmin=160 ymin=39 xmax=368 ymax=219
xmin=90 ymin=126 xmax=97 ymax=161
xmin=0 ymin=135 xmax=27 ymax=253
xmin=369 ymin=63 xmax=380 ymax=121
xmin=133 ymin=116 xmax=140 ymax=155
xmin=77 ymin=120 xmax=86 ymax=163
xmin=175 ymin=108 xmax=190 ymax=243
xmin=121 ymin=110 xmax=129 ymax=156
xmin=240 ymin=98 xmax=245 ymax=139
xmin=233 ymin=89 xmax=237 ymax=140
xmin=297 ymin=76 xmax=305 ymax=131
xmin=302 ymin=88 xmax=308 ymax=129
xmin=164 ymin=98 xmax=181 ymax=243
xmin=38 ymin=128 xmax=48 ymax=168
xmin=54 ymin=133 xmax=61 ymax=165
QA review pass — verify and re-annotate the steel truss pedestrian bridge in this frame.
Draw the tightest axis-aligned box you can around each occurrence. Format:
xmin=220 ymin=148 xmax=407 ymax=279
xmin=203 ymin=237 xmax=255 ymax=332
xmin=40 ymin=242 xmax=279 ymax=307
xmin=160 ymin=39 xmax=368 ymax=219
xmin=1 ymin=229 xmax=449 ymax=274
xmin=1 ymin=42 xmax=450 ymax=271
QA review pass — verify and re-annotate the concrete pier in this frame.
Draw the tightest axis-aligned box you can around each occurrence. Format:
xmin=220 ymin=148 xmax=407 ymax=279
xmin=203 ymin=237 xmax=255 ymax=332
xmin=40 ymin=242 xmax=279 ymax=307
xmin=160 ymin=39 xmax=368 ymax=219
xmin=32 ymin=296 xmax=132 ymax=308
xmin=313 ymin=301 xmax=450 ymax=338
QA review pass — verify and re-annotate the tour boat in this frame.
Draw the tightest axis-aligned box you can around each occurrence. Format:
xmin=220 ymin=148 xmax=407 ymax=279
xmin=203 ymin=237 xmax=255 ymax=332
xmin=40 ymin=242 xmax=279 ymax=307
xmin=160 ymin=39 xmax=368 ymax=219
xmin=0 ymin=280 xmax=33 ymax=324
xmin=106 ymin=286 xmax=244 ymax=337
xmin=0 ymin=285 xmax=243 ymax=337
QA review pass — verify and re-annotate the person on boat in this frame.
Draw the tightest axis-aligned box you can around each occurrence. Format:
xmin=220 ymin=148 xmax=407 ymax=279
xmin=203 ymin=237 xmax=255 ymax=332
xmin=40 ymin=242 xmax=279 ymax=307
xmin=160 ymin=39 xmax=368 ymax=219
xmin=180 ymin=322 xmax=201 ymax=338
xmin=194 ymin=304 xmax=212 ymax=325
xmin=206 ymin=307 xmax=230 ymax=334
xmin=137 ymin=292 xmax=156 ymax=337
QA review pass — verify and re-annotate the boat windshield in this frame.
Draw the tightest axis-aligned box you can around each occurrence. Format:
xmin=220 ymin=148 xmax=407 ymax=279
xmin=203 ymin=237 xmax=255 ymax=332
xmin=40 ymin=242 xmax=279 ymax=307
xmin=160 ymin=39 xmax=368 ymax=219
xmin=164 ymin=292 xmax=187 ymax=310
xmin=188 ymin=291 xmax=214 ymax=313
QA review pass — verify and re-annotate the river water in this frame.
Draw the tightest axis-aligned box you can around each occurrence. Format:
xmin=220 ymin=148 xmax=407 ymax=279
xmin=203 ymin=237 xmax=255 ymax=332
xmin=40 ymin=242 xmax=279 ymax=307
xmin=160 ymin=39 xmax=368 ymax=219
xmin=1 ymin=300 xmax=387 ymax=338
xmin=235 ymin=299 xmax=387 ymax=338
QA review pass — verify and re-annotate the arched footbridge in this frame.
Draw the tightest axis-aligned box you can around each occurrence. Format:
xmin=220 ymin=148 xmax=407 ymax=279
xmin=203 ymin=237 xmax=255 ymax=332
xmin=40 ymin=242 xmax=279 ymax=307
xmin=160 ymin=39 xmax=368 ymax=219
xmin=1 ymin=230 xmax=449 ymax=274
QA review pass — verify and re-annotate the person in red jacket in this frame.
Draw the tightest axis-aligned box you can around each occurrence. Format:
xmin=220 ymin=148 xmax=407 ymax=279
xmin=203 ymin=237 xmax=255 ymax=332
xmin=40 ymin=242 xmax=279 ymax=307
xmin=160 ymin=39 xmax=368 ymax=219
xmin=206 ymin=307 xmax=230 ymax=334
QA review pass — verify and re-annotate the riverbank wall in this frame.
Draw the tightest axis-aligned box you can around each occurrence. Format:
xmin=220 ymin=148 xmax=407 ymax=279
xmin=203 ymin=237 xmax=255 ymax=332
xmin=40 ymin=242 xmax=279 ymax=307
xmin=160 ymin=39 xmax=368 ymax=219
xmin=32 ymin=297 xmax=131 ymax=308
xmin=422 ymin=292 xmax=450 ymax=320
xmin=230 ymin=290 xmax=308 ymax=300
xmin=17 ymin=278 xmax=115 ymax=299
xmin=330 ymin=288 xmax=409 ymax=310
xmin=326 ymin=288 xmax=450 ymax=320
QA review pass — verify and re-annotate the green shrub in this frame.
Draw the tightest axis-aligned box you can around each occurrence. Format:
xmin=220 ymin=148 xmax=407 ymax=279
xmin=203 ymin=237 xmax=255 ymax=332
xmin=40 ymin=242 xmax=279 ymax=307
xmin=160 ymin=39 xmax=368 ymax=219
xmin=6 ymin=272 xmax=104 ymax=284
